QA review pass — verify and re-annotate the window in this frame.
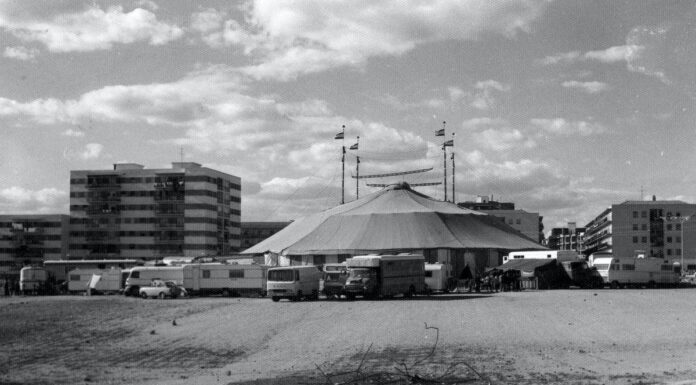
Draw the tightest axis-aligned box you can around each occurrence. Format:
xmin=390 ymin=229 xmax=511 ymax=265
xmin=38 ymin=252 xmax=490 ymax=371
xmin=641 ymin=211 xmax=647 ymax=218
xmin=633 ymin=236 xmax=638 ymax=243
xmin=202 ymin=270 xmax=211 ymax=279
xmin=633 ymin=224 xmax=638 ymax=231
xmin=622 ymin=264 xmax=635 ymax=270
xmin=508 ymin=219 xmax=513 ymax=225
xmin=641 ymin=224 xmax=647 ymax=231
xmin=676 ymin=249 xmax=682 ymax=256
xmin=667 ymin=237 xmax=672 ymax=243
xmin=633 ymin=211 xmax=638 ymax=218
xmin=667 ymin=249 xmax=672 ymax=255
xmin=676 ymin=224 xmax=682 ymax=231
xmin=130 ymin=271 xmax=140 ymax=279
xmin=642 ymin=236 xmax=647 ymax=243
xmin=677 ymin=236 xmax=681 ymax=243
xmin=516 ymin=219 xmax=521 ymax=225
xmin=667 ymin=224 xmax=672 ymax=231
xmin=229 ymin=270 xmax=244 ymax=278
xmin=70 ymin=274 xmax=81 ymax=281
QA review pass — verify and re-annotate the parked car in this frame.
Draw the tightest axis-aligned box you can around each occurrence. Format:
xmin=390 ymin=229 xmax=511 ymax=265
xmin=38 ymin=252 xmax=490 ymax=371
xmin=139 ymin=279 xmax=185 ymax=299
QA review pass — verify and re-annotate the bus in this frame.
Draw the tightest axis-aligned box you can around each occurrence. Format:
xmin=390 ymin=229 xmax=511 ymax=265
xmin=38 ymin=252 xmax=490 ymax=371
xmin=591 ymin=255 xmax=679 ymax=288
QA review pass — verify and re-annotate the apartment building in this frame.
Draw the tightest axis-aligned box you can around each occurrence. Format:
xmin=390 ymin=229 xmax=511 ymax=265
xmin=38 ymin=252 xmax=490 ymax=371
xmin=69 ymin=162 xmax=241 ymax=260
xmin=240 ymin=221 xmax=291 ymax=250
xmin=458 ymin=196 xmax=542 ymax=242
xmin=0 ymin=214 xmax=70 ymax=277
xmin=547 ymin=226 xmax=585 ymax=251
xmin=583 ymin=198 xmax=696 ymax=263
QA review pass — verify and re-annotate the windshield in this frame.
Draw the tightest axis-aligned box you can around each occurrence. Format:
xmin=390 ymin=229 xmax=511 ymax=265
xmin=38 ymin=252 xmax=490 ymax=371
xmin=268 ymin=269 xmax=295 ymax=282
xmin=348 ymin=268 xmax=374 ymax=279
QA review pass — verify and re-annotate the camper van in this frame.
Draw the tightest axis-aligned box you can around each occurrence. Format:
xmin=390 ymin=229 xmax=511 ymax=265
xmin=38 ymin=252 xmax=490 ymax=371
xmin=123 ymin=266 xmax=184 ymax=296
xmin=267 ymin=266 xmax=322 ymax=302
xmin=19 ymin=266 xmax=48 ymax=295
xmin=182 ymin=263 xmax=268 ymax=297
xmin=503 ymin=250 xmax=582 ymax=264
xmin=67 ymin=268 xmax=122 ymax=294
xmin=424 ymin=263 xmax=453 ymax=293
xmin=591 ymin=255 xmax=679 ymax=288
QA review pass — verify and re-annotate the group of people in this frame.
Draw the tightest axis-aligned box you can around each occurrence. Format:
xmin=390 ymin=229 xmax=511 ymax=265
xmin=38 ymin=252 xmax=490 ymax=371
xmin=456 ymin=265 xmax=522 ymax=293
xmin=3 ymin=279 xmax=19 ymax=296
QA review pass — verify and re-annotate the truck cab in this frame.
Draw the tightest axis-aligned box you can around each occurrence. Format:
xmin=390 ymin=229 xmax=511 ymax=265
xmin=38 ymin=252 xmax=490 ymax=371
xmin=267 ymin=266 xmax=321 ymax=302
xmin=321 ymin=263 xmax=348 ymax=299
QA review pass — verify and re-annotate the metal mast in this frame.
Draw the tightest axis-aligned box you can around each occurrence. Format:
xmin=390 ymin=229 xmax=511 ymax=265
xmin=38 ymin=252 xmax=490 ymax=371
xmin=355 ymin=136 xmax=360 ymax=199
xmin=451 ymin=151 xmax=455 ymax=203
xmin=341 ymin=126 xmax=345 ymax=204
xmin=442 ymin=121 xmax=447 ymax=202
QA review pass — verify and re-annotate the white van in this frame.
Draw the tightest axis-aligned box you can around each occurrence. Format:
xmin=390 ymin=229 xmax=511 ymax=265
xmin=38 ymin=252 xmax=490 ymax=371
xmin=67 ymin=268 xmax=122 ymax=294
xmin=267 ymin=266 xmax=322 ymax=302
xmin=182 ymin=263 xmax=268 ymax=297
xmin=124 ymin=266 xmax=184 ymax=296
xmin=592 ymin=255 xmax=679 ymax=288
xmin=424 ymin=263 xmax=452 ymax=293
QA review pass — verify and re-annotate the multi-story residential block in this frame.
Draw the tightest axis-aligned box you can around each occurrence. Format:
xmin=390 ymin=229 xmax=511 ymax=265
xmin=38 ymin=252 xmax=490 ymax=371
xmin=0 ymin=215 xmax=70 ymax=277
xmin=240 ymin=221 xmax=292 ymax=250
xmin=546 ymin=226 xmax=585 ymax=251
xmin=583 ymin=198 xmax=696 ymax=263
xmin=458 ymin=196 xmax=541 ymax=242
xmin=69 ymin=162 xmax=241 ymax=260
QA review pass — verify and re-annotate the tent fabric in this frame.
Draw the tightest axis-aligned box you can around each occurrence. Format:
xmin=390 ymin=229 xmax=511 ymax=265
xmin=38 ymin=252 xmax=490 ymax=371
xmin=243 ymin=182 xmax=544 ymax=256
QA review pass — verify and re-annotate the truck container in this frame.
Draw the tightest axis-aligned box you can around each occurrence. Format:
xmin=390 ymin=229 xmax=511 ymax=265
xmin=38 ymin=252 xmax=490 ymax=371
xmin=424 ymin=263 xmax=454 ymax=293
xmin=67 ymin=268 xmax=122 ymax=294
xmin=182 ymin=263 xmax=268 ymax=297
xmin=123 ymin=266 xmax=184 ymax=296
xmin=267 ymin=265 xmax=322 ymax=302
xmin=344 ymin=254 xmax=425 ymax=299
xmin=592 ymin=255 xmax=679 ymax=288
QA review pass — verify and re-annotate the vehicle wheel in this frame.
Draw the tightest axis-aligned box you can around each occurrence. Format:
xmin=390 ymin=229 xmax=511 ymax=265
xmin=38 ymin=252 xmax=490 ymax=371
xmin=222 ymin=288 xmax=231 ymax=297
xmin=405 ymin=285 xmax=416 ymax=298
xmin=610 ymin=281 xmax=620 ymax=289
xmin=271 ymin=296 xmax=280 ymax=302
xmin=140 ymin=292 xmax=148 ymax=299
xmin=310 ymin=290 xmax=319 ymax=301
xmin=158 ymin=292 xmax=165 ymax=300
xmin=260 ymin=290 xmax=267 ymax=298
xmin=648 ymin=281 xmax=656 ymax=289
xmin=346 ymin=293 xmax=355 ymax=301
xmin=295 ymin=290 xmax=303 ymax=301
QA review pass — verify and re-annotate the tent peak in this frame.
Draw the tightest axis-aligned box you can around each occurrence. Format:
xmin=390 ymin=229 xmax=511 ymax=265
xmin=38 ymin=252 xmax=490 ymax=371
xmin=385 ymin=182 xmax=412 ymax=191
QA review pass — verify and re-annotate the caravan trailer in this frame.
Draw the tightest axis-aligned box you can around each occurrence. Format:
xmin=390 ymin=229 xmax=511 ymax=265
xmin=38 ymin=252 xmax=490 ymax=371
xmin=67 ymin=268 xmax=122 ymax=294
xmin=19 ymin=266 xmax=48 ymax=295
xmin=182 ymin=263 xmax=268 ymax=297
xmin=591 ymin=255 xmax=679 ymax=288
xmin=123 ymin=266 xmax=184 ymax=296
xmin=503 ymin=250 xmax=582 ymax=264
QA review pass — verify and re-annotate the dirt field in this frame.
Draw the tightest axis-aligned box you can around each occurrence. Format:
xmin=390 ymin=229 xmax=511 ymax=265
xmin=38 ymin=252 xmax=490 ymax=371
xmin=2 ymin=289 xmax=696 ymax=385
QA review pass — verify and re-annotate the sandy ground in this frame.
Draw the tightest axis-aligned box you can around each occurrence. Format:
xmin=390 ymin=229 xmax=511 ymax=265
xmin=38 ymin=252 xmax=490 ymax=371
xmin=2 ymin=289 xmax=696 ymax=385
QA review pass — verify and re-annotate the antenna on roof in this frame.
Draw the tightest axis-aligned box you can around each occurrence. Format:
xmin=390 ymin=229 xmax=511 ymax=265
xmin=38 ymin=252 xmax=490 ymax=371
xmin=180 ymin=147 xmax=184 ymax=163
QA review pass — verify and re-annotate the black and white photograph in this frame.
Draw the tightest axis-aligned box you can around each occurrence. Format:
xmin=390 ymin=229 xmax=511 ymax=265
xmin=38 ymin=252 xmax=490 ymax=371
xmin=2 ymin=1 xmax=696 ymax=384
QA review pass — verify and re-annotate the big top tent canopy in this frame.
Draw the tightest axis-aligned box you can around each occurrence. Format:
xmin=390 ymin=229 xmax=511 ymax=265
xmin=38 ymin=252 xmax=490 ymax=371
xmin=242 ymin=183 xmax=544 ymax=256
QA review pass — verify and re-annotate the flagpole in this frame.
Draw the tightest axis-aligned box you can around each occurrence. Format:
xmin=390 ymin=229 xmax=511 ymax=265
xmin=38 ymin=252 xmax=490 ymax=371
xmin=356 ymin=136 xmax=360 ymax=200
xmin=451 ymin=132 xmax=455 ymax=203
xmin=442 ymin=121 xmax=447 ymax=202
xmin=341 ymin=125 xmax=345 ymax=204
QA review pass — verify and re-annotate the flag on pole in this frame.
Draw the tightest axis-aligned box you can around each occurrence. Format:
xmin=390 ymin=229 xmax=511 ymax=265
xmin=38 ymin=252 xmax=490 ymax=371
xmin=334 ymin=132 xmax=344 ymax=140
xmin=443 ymin=139 xmax=453 ymax=146
xmin=435 ymin=128 xmax=445 ymax=136
xmin=349 ymin=143 xmax=358 ymax=150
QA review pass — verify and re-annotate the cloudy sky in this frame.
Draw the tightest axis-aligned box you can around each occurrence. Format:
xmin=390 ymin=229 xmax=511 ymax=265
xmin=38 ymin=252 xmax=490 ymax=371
xmin=1 ymin=0 xmax=695 ymax=232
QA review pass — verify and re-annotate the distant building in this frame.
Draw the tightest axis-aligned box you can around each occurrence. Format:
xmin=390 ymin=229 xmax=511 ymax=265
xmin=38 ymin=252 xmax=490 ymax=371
xmin=547 ymin=225 xmax=585 ymax=251
xmin=582 ymin=198 xmax=696 ymax=263
xmin=459 ymin=196 xmax=541 ymax=242
xmin=69 ymin=162 xmax=241 ymax=260
xmin=458 ymin=195 xmax=515 ymax=211
xmin=0 ymin=214 xmax=70 ymax=277
xmin=241 ymin=221 xmax=292 ymax=250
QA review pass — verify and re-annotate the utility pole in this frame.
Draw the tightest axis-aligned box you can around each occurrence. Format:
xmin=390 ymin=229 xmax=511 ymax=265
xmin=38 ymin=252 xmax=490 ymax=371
xmin=335 ymin=126 xmax=346 ymax=204
xmin=442 ymin=121 xmax=447 ymax=202
xmin=451 ymin=151 xmax=455 ymax=203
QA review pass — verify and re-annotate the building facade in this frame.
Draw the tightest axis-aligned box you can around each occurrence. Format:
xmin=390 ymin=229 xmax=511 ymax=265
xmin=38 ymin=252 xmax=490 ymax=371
xmin=546 ymin=226 xmax=585 ymax=251
xmin=0 ymin=215 xmax=70 ymax=277
xmin=69 ymin=162 xmax=241 ymax=260
xmin=458 ymin=196 xmax=542 ymax=242
xmin=583 ymin=199 xmax=696 ymax=263
xmin=240 ymin=221 xmax=291 ymax=250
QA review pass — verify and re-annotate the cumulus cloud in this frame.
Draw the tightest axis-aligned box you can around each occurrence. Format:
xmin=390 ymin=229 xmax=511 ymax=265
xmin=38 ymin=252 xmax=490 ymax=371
xmin=470 ymin=80 xmax=511 ymax=110
xmin=561 ymin=80 xmax=609 ymax=94
xmin=61 ymin=128 xmax=85 ymax=137
xmin=0 ymin=186 xmax=67 ymax=214
xmin=530 ymin=118 xmax=607 ymax=136
xmin=462 ymin=118 xmax=535 ymax=151
xmin=0 ymin=5 xmax=183 ymax=52
xmin=536 ymin=50 xmax=581 ymax=65
xmin=80 ymin=143 xmax=103 ymax=159
xmin=193 ymin=0 xmax=550 ymax=80
xmin=3 ymin=46 xmax=39 ymax=60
